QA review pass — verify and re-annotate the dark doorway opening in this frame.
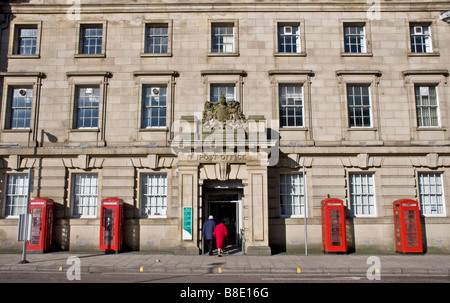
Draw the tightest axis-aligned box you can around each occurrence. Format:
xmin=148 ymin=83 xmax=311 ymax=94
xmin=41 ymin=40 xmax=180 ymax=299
xmin=203 ymin=188 xmax=243 ymax=255
xmin=209 ymin=201 xmax=238 ymax=246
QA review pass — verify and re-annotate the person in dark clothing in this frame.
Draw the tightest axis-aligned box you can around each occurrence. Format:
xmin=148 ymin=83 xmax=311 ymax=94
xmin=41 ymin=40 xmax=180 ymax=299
xmin=203 ymin=215 xmax=216 ymax=255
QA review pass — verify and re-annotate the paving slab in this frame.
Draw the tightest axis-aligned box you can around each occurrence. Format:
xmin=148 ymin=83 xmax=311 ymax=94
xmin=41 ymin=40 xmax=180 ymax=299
xmin=0 ymin=252 xmax=449 ymax=276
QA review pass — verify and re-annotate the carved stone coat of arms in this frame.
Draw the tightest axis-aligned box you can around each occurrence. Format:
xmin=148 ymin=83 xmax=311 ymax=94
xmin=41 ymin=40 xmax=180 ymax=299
xmin=203 ymin=93 xmax=246 ymax=131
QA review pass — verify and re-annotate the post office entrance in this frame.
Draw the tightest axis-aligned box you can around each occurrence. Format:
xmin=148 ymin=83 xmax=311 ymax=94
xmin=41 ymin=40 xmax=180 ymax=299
xmin=203 ymin=188 xmax=243 ymax=254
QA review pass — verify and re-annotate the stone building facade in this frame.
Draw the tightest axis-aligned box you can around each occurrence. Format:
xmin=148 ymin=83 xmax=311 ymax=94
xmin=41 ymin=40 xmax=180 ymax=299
xmin=0 ymin=0 xmax=449 ymax=254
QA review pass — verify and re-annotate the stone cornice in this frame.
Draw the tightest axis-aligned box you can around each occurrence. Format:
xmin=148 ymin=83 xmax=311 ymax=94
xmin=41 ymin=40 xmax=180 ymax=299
xmin=3 ymin=2 xmax=450 ymax=14
xmin=336 ymin=70 xmax=382 ymax=77
xmin=0 ymin=71 xmax=46 ymax=78
xmin=133 ymin=71 xmax=180 ymax=77
xmin=66 ymin=71 xmax=112 ymax=78
xmin=268 ymin=70 xmax=314 ymax=77
xmin=1 ymin=144 xmax=449 ymax=158
xmin=201 ymin=70 xmax=247 ymax=77
xmin=402 ymin=69 xmax=449 ymax=77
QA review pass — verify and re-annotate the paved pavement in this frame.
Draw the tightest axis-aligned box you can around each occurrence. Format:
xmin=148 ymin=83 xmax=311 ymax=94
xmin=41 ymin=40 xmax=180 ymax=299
xmin=1 ymin=251 xmax=449 ymax=276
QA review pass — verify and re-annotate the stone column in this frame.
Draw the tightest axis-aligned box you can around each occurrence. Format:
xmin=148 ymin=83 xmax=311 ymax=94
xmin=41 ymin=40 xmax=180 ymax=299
xmin=243 ymin=153 xmax=271 ymax=255
xmin=176 ymin=154 xmax=200 ymax=254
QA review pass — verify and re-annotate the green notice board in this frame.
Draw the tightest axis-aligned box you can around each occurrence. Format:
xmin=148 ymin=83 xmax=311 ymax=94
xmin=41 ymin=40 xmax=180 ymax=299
xmin=183 ymin=207 xmax=192 ymax=240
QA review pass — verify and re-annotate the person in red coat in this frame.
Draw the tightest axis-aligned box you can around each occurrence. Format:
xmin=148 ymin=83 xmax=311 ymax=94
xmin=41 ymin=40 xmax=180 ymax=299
xmin=213 ymin=220 xmax=228 ymax=257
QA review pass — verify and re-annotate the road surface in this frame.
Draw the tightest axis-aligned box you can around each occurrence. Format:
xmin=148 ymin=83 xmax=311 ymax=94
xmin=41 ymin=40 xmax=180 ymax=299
xmin=1 ymin=271 xmax=449 ymax=283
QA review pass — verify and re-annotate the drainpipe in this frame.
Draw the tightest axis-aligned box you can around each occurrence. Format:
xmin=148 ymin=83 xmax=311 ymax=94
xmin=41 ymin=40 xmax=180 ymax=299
xmin=303 ymin=165 xmax=308 ymax=256
xmin=0 ymin=14 xmax=11 ymax=116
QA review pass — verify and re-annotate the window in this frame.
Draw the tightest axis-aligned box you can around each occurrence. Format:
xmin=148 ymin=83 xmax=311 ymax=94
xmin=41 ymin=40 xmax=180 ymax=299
xmin=280 ymin=173 xmax=305 ymax=217
xmin=14 ymin=26 xmax=38 ymax=55
xmin=268 ymin=70 xmax=314 ymax=145
xmin=210 ymin=84 xmax=236 ymax=102
xmin=419 ymin=173 xmax=445 ymax=216
xmin=72 ymin=173 xmax=98 ymax=218
xmin=277 ymin=24 xmax=300 ymax=53
xmin=347 ymin=85 xmax=371 ymax=127
xmin=349 ymin=173 xmax=375 ymax=216
xmin=337 ymin=70 xmax=381 ymax=143
xmin=141 ymin=173 xmax=167 ymax=217
xmin=74 ymin=86 xmax=100 ymax=129
xmin=0 ymin=73 xmax=45 ymax=143
xmin=279 ymin=84 xmax=303 ymax=128
xmin=6 ymin=87 xmax=33 ymax=129
xmin=410 ymin=24 xmax=432 ymax=53
xmin=343 ymin=24 xmax=366 ymax=53
xmin=9 ymin=22 xmax=41 ymax=58
xmin=3 ymin=174 xmax=29 ymax=218
xmin=142 ymin=85 xmax=167 ymax=128
xmin=66 ymin=71 xmax=111 ymax=145
xmin=211 ymin=23 xmax=235 ymax=54
xmin=80 ymin=24 xmax=103 ymax=55
xmin=145 ymin=24 xmax=169 ymax=54
xmin=415 ymin=85 xmax=439 ymax=127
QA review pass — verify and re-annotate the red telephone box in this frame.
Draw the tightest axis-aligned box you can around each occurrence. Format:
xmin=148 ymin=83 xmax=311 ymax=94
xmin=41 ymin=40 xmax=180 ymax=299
xmin=99 ymin=198 xmax=124 ymax=254
xmin=393 ymin=199 xmax=423 ymax=254
xmin=27 ymin=198 xmax=54 ymax=253
xmin=321 ymin=198 xmax=347 ymax=253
